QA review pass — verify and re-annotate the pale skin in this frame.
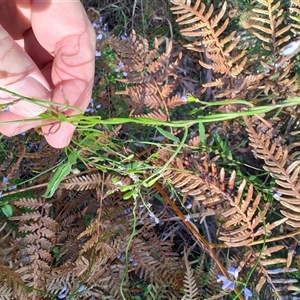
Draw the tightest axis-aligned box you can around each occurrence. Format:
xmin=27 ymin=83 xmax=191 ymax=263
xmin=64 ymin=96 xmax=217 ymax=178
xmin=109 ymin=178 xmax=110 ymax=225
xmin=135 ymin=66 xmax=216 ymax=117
xmin=0 ymin=0 xmax=96 ymax=148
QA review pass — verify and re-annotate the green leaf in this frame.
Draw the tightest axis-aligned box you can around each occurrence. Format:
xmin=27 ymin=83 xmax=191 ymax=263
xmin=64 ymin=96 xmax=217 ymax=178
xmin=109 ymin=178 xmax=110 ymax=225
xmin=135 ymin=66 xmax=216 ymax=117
xmin=123 ymin=189 xmax=138 ymax=200
xmin=143 ymin=176 xmax=158 ymax=187
xmin=156 ymin=127 xmax=180 ymax=143
xmin=43 ymin=153 xmax=77 ymax=198
xmin=52 ymin=247 xmax=59 ymax=255
xmin=2 ymin=204 xmax=13 ymax=217
xmin=198 ymin=122 xmax=206 ymax=144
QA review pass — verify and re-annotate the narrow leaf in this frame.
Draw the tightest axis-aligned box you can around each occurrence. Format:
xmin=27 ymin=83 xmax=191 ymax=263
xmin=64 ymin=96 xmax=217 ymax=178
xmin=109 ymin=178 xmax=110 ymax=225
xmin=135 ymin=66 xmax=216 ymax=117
xmin=156 ymin=127 xmax=180 ymax=143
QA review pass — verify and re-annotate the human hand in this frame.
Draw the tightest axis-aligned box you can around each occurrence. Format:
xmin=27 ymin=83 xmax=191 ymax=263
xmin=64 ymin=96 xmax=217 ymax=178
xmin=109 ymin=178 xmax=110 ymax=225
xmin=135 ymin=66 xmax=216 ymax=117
xmin=0 ymin=0 xmax=96 ymax=148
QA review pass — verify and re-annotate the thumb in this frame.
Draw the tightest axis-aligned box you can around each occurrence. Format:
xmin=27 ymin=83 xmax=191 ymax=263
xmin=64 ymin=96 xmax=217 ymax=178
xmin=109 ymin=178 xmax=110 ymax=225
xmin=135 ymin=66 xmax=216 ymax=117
xmin=0 ymin=25 xmax=51 ymax=117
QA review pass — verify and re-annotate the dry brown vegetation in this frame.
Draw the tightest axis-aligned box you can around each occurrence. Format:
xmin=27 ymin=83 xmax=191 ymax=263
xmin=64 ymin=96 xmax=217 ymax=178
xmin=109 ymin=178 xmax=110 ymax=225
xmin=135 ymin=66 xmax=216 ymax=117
xmin=1 ymin=0 xmax=300 ymax=299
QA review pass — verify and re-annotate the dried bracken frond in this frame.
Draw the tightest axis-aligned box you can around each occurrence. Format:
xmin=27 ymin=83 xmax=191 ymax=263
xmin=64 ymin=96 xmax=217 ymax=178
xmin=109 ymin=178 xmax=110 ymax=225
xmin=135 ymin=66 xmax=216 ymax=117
xmin=0 ymin=152 xmax=13 ymax=171
xmin=0 ymin=264 xmax=27 ymax=300
xmin=116 ymin=84 xmax=164 ymax=109
xmin=5 ymin=1 xmax=300 ymax=299
xmin=59 ymin=173 xmax=104 ymax=191
xmin=10 ymin=199 xmax=58 ymax=299
xmin=170 ymin=0 xmax=248 ymax=96
xmin=243 ymin=0 xmax=291 ymax=52
xmin=162 ymin=151 xmax=229 ymax=209
xmin=240 ymin=246 xmax=299 ymax=298
xmin=171 ymin=0 xmax=300 ymax=101
xmin=106 ymin=30 xmax=184 ymax=113
xmin=182 ymin=248 xmax=200 ymax=300
xmin=218 ymin=180 xmax=286 ymax=247
xmin=106 ymin=30 xmax=157 ymax=73
xmin=244 ymin=116 xmax=300 ymax=227
xmin=130 ymin=236 xmax=183 ymax=294
xmin=290 ymin=0 xmax=300 ymax=33
xmin=135 ymin=109 xmax=169 ymax=121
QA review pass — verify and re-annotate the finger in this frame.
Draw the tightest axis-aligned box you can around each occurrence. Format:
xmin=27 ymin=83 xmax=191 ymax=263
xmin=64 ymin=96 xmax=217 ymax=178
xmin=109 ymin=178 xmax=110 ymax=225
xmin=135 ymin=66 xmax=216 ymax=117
xmin=32 ymin=1 xmax=95 ymax=112
xmin=0 ymin=1 xmax=31 ymax=40
xmin=0 ymin=110 xmax=44 ymax=136
xmin=0 ymin=25 xmax=51 ymax=117
xmin=41 ymin=122 xmax=76 ymax=148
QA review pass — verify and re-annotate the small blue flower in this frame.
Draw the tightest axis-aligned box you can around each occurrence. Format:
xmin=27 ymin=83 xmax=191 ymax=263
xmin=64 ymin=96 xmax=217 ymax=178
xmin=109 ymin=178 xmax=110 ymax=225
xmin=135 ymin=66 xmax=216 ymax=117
xmin=228 ymin=266 xmax=239 ymax=280
xmin=92 ymin=22 xmax=100 ymax=29
xmin=2 ymin=177 xmax=9 ymax=185
xmin=243 ymin=287 xmax=252 ymax=300
xmin=118 ymin=61 xmax=125 ymax=69
xmin=185 ymin=214 xmax=191 ymax=222
xmin=217 ymin=274 xmax=235 ymax=291
xmin=85 ymin=107 xmax=95 ymax=113
xmin=8 ymin=185 xmax=16 ymax=191
xmin=77 ymin=285 xmax=86 ymax=293
xmin=97 ymin=32 xmax=103 ymax=40
xmin=120 ymin=33 xmax=128 ymax=40
xmin=2 ymin=106 xmax=10 ymax=113
xmin=181 ymin=95 xmax=187 ymax=103
xmin=61 ymin=285 xmax=68 ymax=293
xmin=272 ymin=190 xmax=282 ymax=199
xmin=58 ymin=285 xmax=68 ymax=298
xmin=218 ymin=267 xmax=253 ymax=299
xmin=281 ymin=39 xmax=300 ymax=57
xmin=123 ymin=208 xmax=131 ymax=215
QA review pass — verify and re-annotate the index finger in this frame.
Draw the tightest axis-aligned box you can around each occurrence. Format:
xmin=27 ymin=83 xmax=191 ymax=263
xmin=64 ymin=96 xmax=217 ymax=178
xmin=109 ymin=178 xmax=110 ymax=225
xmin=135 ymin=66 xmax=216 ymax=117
xmin=31 ymin=0 xmax=96 ymax=110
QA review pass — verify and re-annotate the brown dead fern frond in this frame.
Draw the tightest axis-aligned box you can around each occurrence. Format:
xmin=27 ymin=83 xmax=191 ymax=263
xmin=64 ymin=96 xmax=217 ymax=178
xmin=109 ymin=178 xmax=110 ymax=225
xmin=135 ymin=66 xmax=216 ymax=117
xmin=0 ymin=264 xmax=27 ymax=300
xmin=117 ymin=84 xmax=164 ymax=109
xmin=0 ymin=152 xmax=13 ymax=171
xmin=170 ymin=0 xmax=248 ymax=97
xmin=46 ymin=256 xmax=90 ymax=299
xmin=106 ymin=30 xmax=155 ymax=73
xmin=239 ymin=246 xmax=299 ymax=298
xmin=204 ymin=263 xmax=231 ymax=299
xmin=290 ymin=0 xmax=300 ymax=33
xmin=59 ymin=173 xmax=104 ymax=191
xmin=218 ymin=180 xmax=287 ymax=247
xmin=53 ymin=191 xmax=92 ymax=264
xmin=10 ymin=198 xmax=58 ymax=299
xmin=164 ymin=168 xmax=224 ymax=207
xmin=135 ymin=109 xmax=169 ymax=121
xmin=242 ymin=0 xmax=291 ymax=53
xmin=240 ymin=0 xmax=300 ymax=99
xmin=6 ymin=142 xmax=26 ymax=180
xmin=161 ymin=151 xmax=229 ymax=209
xmin=59 ymin=172 xmax=129 ymax=197
xmin=182 ymin=248 xmax=200 ymax=300
xmin=77 ymin=193 xmax=132 ymax=260
xmin=106 ymin=30 xmax=184 ymax=112
xmin=244 ymin=116 xmax=300 ymax=228
xmin=130 ymin=236 xmax=183 ymax=296
xmin=76 ymin=191 xmax=185 ymax=299
xmin=0 ymin=283 xmax=28 ymax=300
xmin=171 ymin=0 xmax=300 ymax=100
